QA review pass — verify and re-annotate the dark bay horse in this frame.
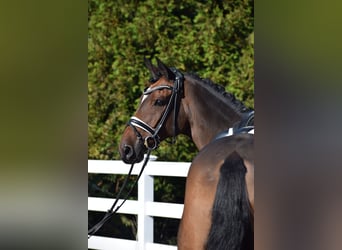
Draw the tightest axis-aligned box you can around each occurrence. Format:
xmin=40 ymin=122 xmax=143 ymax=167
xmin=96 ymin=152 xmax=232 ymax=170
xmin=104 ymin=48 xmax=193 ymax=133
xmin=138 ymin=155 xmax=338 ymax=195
xmin=119 ymin=58 xmax=254 ymax=249
xmin=178 ymin=133 xmax=254 ymax=250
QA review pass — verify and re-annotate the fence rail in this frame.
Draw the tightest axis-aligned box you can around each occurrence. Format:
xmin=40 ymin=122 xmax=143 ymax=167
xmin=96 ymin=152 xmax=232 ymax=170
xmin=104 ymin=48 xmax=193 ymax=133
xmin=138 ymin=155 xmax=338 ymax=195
xmin=88 ymin=158 xmax=190 ymax=250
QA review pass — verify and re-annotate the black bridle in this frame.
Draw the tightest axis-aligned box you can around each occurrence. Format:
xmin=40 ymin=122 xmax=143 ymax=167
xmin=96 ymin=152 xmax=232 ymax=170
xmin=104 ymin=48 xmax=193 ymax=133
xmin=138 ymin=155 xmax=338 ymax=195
xmin=88 ymin=68 xmax=184 ymax=238
xmin=127 ymin=68 xmax=184 ymax=149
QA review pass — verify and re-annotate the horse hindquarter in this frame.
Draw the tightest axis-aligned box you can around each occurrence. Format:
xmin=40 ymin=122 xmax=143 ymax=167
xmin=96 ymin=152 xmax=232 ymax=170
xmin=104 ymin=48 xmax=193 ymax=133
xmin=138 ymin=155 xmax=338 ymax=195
xmin=206 ymin=151 xmax=253 ymax=250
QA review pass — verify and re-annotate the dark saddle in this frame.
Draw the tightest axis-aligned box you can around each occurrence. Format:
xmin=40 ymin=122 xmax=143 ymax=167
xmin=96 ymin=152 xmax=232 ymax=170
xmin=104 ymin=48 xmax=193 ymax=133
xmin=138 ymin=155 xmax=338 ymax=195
xmin=214 ymin=110 xmax=254 ymax=140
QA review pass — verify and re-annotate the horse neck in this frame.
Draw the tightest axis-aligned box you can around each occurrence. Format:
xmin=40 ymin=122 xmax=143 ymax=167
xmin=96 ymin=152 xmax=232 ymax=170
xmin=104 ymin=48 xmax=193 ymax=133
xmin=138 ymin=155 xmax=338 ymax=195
xmin=181 ymin=78 xmax=244 ymax=150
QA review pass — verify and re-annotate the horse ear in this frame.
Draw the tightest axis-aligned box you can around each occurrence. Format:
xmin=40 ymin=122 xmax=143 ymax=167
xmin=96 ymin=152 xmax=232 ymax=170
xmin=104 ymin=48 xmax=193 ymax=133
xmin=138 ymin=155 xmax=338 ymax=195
xmin=156 ymin=57 xmax=175 ymax=80
xmin=144 ymin=57 xmax=160 ymax=81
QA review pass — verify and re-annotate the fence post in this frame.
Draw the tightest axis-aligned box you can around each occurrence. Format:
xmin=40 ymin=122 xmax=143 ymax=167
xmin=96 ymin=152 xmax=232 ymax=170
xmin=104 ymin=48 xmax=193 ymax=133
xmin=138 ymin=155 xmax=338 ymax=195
xmin=137 ymin=156 xmax=155 ymax=249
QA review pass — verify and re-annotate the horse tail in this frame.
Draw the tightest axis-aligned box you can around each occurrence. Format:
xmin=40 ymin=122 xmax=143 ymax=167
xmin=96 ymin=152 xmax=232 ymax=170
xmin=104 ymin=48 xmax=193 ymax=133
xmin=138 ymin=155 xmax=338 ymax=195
xmin=206 ymin=151 xmax=253 ymax=250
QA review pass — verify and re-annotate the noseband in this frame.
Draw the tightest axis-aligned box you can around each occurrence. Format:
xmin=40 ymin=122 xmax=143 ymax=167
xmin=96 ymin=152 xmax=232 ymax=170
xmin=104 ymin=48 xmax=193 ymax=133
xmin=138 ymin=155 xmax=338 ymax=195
xmin=127 ymin=68 xmax=184 ymax=150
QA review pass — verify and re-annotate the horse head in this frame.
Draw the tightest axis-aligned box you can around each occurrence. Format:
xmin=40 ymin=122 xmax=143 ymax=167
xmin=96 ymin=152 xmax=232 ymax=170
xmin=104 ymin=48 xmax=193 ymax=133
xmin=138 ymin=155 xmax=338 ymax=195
xmin=119 ymin=58 xmax=187 ymax=164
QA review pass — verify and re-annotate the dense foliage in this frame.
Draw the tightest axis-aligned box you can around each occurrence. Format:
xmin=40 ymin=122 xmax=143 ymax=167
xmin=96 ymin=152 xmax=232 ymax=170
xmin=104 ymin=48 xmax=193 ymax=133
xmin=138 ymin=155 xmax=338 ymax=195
xmin=88 ymin=0 xmax=254 ymax=161
xmin=88 ymin=0 xmax=254 ymax=244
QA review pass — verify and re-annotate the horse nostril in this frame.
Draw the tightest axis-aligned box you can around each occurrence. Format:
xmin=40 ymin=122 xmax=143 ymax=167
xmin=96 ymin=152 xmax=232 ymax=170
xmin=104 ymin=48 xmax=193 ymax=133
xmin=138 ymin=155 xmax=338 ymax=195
xmin=124 ymin=145 xmax=134 ymax=158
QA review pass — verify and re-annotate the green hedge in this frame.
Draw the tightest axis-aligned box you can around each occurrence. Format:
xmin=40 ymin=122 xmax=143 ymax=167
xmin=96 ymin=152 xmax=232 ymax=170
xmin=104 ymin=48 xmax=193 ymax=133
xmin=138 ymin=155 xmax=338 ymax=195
xmin=88 ymin=0 xmax=254 ymax=161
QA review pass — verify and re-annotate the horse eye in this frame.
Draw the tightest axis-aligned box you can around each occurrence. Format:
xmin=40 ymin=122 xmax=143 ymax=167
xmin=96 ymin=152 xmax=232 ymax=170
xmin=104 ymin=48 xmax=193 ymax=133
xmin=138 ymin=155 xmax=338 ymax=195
xmin=154 ymin=99 xmax=165 ymax=106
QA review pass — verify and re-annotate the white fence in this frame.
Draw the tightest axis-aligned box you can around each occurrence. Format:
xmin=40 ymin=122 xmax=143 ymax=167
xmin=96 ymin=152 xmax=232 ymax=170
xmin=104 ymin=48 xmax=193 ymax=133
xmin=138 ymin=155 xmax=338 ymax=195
xmin=88 ymin=158 xmax=191 ymax=250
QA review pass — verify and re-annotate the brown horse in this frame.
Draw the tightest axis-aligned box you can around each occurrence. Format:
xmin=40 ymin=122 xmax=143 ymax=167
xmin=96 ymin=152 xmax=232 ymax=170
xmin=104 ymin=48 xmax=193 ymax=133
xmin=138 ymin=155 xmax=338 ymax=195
xmin=178 ymin=133 xmax=254 ymax=250
xmin=119 ymin=58 xmax=254 ymax=249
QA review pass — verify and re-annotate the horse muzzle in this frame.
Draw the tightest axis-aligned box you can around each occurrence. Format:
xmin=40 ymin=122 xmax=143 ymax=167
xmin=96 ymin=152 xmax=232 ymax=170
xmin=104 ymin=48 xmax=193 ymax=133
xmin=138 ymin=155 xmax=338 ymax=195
xmin=119 ymin=139 xmax=146 ymax=164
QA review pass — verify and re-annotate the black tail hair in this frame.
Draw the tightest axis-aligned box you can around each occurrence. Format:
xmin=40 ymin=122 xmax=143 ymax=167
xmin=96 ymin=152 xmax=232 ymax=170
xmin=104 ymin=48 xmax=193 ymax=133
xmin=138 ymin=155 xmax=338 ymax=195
xmin=206 ymin=151 xmax=253 ymax=250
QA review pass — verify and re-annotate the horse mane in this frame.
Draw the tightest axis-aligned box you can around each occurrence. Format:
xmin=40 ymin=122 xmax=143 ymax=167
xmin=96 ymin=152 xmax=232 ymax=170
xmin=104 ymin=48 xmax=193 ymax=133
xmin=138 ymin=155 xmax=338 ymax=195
xmin=185 ymin=72 xmax=251 ymax=113
xmin=145 ymin=58 xmax=251 ymax=113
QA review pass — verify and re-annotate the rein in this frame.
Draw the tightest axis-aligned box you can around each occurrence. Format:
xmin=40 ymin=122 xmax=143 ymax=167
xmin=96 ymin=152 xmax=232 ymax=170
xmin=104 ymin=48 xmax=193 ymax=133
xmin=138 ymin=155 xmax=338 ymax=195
xmin=88 ymin=68 xmax=184 ymax=238
xmin=88 ymin=149 xmax=152 ymax=238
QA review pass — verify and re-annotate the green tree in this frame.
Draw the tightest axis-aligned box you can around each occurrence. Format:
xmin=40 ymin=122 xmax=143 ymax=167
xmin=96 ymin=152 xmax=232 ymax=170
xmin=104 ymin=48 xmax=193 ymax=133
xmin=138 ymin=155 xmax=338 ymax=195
xmin=88 ymin=0 xmax=254 ymax=161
